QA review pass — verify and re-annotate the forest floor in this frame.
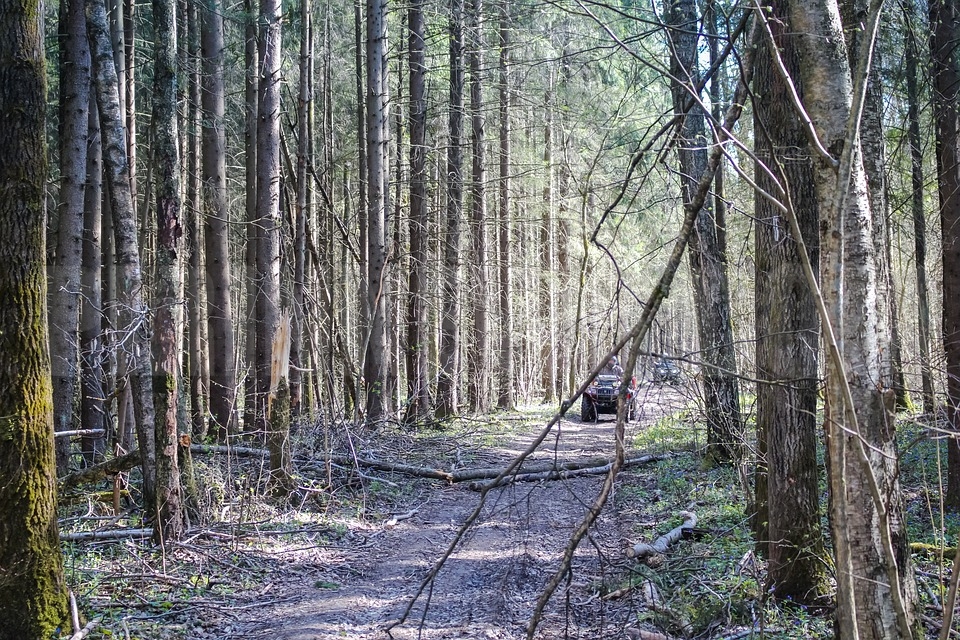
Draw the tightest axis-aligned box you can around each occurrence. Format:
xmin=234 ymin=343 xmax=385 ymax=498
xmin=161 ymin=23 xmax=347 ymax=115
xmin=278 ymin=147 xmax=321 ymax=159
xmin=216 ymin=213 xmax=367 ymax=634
xmin=235 ymin=384 xmax=691 ymax=640
xmin=65 ymin=381 xmax=904 ymax=640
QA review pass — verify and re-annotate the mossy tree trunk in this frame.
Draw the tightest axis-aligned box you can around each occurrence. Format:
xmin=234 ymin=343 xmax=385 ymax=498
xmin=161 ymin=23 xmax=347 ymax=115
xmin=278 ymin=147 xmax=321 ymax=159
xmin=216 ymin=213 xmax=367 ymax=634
xmin=0 ymin=0 xmax=69 ymax=630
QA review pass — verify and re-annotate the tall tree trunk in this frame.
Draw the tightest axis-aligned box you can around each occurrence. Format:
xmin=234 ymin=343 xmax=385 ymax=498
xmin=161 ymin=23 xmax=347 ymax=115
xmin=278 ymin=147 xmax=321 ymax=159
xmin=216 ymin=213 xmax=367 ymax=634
xmin=255 ymin=0 xmax=283 ymax=438
xmin=787 ymin=1 xmax=917 ymax=636
xmin=51 ymin=0 xmax=91 ymax=473
xmin=841 ymin=0 xmax=908 ymax=410
xmin=150 ymin=0 xmax=184 ymax=543
xmin=242 ymin=0 xmax=258 ymax=434
xmin=666 ymin=0 xmax=742 ymax=463
xmin=364 ymin=0 xmax=390 ymax=425
xmin=497 ymin=0 xmax=514 ymax=410
xmin=437 ymin=0 xmax=465 ymax=419
xmin=123 ymin=0 xmax=136 ymax=217
xmin=201 ymin=0 xmax=237 ymax=437
xmin=904 ymin=0 xmax=935 ymax=415
xmin=540 ymin=82 xmax=556 ymax=403
xmin=354 ymin=0 xmax=368 ymax=379
xmin=931 ymin=0 xmax=960 ymax=510
xmin=467 ymin=0 xmax=490 ymax=412
xmin=88 ymin=0 xmax=158 ymax=510
xmin=81 ymin=93 xmax=107 ymax=464
xmin=0 ymin=0 xmax=69 ymax=630
xmin=753 ymin=0 xmax=827 ymax=601
xmin=405 ymin=0 xmax=431 ymax=423
xmin=186 ymin=0 xmax=206 ymax=439
xmin=291 ymin=0 xmax=313 ymax=419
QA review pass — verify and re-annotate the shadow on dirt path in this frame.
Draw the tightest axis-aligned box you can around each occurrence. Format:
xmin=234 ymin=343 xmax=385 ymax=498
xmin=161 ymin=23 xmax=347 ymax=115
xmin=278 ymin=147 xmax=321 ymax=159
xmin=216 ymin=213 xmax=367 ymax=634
xmin=239 ymin=386 xmax=690 ymax=640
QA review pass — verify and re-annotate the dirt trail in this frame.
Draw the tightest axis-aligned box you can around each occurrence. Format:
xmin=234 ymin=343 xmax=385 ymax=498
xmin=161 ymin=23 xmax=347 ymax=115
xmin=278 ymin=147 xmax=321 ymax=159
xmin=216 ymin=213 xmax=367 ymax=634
xmin=239 ymin=386 xmax=688 ymax=640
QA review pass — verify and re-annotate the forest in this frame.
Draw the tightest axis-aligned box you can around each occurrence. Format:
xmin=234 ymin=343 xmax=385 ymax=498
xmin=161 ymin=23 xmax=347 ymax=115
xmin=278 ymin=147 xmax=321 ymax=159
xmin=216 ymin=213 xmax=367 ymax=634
xmin=1 ymin=0 xmax=960 ymax=637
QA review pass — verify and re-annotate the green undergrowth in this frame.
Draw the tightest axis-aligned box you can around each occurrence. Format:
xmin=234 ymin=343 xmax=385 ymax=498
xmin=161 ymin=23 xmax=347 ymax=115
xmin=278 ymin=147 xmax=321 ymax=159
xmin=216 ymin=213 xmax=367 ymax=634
xmin=56 ymin=403 xmax=960 ymax=639
xmin=617 ymin=403 xmax=960 ymax=638
xmin=620 ymin=408 xmax=833 ymax=638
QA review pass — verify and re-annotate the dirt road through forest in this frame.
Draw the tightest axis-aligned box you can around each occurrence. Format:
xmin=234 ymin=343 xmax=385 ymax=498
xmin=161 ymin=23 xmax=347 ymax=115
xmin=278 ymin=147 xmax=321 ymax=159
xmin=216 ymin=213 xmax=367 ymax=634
xmin=238 ymin=386 xmax=689 ymax=640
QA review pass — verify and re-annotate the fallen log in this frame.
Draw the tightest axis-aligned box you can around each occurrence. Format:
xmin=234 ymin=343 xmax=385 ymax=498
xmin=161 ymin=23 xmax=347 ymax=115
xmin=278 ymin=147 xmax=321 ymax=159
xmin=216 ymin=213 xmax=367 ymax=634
xmin=189 ymin=443 xmax=270 ymax=458
xmin=451 ymin=453 xmax=669 ymax=482
xmin=60 ymin=528 xmax=152 ymax=542
xmin=59 ymin=444 xmax=670 ymax=492
xmin=59 ymin=450 xmax=142 ymax=491
xmin=55 ymin=428 xmax=106 ymax=439
xmin=59 ymin=444 xmax=267 ymax=491
xmin=628 ymin=511 xmax=697 ymax=560
xmin=466 ymin=454 xmax=672 ymax=490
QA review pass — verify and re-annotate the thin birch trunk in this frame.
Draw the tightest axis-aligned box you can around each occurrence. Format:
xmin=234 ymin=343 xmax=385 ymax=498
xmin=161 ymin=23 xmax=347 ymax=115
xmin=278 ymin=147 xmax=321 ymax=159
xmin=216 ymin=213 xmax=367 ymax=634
xmin=786 ymin=1 xmax=917 ymax=636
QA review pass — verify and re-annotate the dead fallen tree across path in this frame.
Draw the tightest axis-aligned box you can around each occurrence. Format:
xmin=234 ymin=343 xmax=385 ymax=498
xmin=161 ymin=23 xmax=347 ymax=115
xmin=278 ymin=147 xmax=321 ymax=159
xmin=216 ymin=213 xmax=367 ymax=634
xmin=465 ymin=454 xmax=673 ymax=490
xmin=60 ymin=444 xmax=673 ymax=490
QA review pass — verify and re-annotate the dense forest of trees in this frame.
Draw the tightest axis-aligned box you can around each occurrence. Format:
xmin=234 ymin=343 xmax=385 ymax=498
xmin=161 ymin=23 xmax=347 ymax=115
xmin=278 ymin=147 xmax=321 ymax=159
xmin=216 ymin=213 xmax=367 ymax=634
xmin=4 ymin=0 xmax=960 ymax=635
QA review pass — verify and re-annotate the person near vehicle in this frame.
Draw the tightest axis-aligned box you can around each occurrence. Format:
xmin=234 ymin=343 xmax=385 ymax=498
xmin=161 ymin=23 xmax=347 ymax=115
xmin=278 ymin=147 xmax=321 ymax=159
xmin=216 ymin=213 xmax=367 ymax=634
xmin=601 ymin=355 xmax=623 ymax=378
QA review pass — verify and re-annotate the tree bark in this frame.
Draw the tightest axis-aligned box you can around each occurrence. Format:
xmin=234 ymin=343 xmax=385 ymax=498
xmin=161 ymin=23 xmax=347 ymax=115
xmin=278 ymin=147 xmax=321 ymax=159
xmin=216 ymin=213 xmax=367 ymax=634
xmin=186 ymin=0 xmax=206 ymax=439
xmin=87 ymin=0 xmax=158 ymax=510
xmin=150 ymin=0 xmax=184 ymax=544
xmin=405 ymin=0 xmax=431 ymax=423
xmin=753 ymin=0 xmax=827 ymax=601
xmin=666 ymin=0 xmax=742 ymax=463
xmin=80 ymin=92 xmax=107 ymax=464
xmin=540 ymin=82 xmax=557 ymax=405
xmin=437 ymin=0 xmax=465 ymax=419
xmin=51 ymin=0 xmax=91 ymax=473
xmin=931 ymin=0 xmax=960 ymax=511
xmin=787 ymin=1 xmax=917 ymax=636
xmin=291 ymin=0 xmax=313 ymax=419
xmin=0 ymin=0 xmax=69 ymax=629
xmin=255 ymin=0 xmax=283 ymax=437
xmin=201 ymin=0 xmax=237 ymax=438
xmin=242 ymin=0 xmax=258 ymax=434
xmin=363 ymin=0 xmax=390 ymax=425
xmin=841 ymin=0 xmax=907 ymax=410
xmin=903 ymin=0 xmax=935 ymax=416
xmin=467 ymin=0 xmax=490 ymax=413
xmin=497 ymin=0 xmax=514 ymax=410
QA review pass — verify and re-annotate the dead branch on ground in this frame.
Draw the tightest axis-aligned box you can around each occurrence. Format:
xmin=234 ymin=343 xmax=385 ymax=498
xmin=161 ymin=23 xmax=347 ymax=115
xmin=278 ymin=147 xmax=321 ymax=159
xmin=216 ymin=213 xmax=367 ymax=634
xmin=627 ymin=511 xmax=697 ymax=561
xmin=466 ymin=454 xmax=672 ymax=490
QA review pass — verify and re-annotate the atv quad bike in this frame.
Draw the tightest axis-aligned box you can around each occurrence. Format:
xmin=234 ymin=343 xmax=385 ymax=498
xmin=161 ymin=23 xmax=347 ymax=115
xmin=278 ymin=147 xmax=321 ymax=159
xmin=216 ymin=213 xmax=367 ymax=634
xmin=652 ymin=358 xmax=682 ymax=385
xmin=581 ymin=374 xmax=640 ymax=423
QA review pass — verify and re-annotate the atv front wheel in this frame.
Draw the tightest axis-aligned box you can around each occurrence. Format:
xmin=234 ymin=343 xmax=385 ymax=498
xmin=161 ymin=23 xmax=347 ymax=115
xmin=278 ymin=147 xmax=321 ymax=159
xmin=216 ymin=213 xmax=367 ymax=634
xmin=581 ymin=398 xmax=598 ymax=423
